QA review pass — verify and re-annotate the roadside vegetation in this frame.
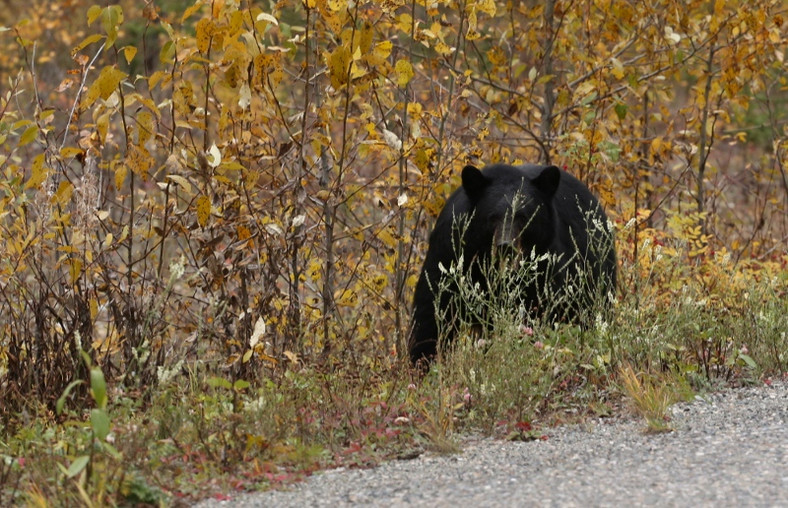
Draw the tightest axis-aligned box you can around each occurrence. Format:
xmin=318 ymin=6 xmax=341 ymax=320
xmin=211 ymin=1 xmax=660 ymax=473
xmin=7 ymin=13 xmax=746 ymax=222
xmin=0 ymin=0 xmax=786 ymax=504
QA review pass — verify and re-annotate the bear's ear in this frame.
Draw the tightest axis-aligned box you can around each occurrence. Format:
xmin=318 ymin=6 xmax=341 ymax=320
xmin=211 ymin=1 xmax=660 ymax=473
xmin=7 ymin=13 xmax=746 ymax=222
xmin=461 ymin=165 xmax=489 ymax=201
xmin=533 ymin=165 xmax=561 ymax=197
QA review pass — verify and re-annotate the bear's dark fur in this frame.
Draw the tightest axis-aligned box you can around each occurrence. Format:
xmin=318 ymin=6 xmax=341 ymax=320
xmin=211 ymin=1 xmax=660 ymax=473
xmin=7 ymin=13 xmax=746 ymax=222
xmin=409 ymin=163 xmax=617 ymax=365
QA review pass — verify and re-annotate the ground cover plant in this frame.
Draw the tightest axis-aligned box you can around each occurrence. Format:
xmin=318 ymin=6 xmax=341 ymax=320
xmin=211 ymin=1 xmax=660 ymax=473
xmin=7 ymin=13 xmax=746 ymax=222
xmin=0 ymin=0 xmax=786 ymax=504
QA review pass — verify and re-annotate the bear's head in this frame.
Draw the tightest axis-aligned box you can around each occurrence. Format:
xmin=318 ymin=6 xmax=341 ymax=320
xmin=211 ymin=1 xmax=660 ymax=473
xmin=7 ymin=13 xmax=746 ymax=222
xmin=461 ymin=163 xmax=561 ymax=256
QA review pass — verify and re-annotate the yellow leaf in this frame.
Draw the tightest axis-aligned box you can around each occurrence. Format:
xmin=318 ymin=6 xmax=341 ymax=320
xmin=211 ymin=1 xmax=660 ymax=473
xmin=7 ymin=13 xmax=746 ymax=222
xmin=25 ymin=153 xmax=47 ymax=190
xmin=335 ymin=288 xmax=358 ymax=307
xmin=268 ymin=66 xmax=284 ymax=89
xmin=395 ymin=59 xmax=413 ymax=87
xmin=127 ymin=145 xmax=153 ymax=180
xmin=610 ymin=58 xmax=625 ymax=79
xmin=19 ymin=125 xmax=38 ymax=147
xmin=378 ymin=227 xmax=397 ymax=248
xmin=195 ymin=18 xmax=213 ymax=54
xmin=83 ymin=66 xmax=127 ymax=110
xmin=366 ymin=40 xmax=391 ymax=67
xmin=137 ymin=111 xmax=154 ymax=146
xmin=98 ymin=67 xmax=126 ymax=98
xmin=149 ymin=70 xmax=167 ymax=90
xmin=181 ymin=1 xmax=203 ymax=22
xmin=114 ymin=164 xmax=127 ymax=190
xmin=69 ymin=258 xmax=82 ymax=284
xmin=328 ymin=45 xmax=350 ymax=89
xmin=133 ymin=94 xmax=161 ymax=119
xmin=357 ymin=23 xmax=373 ymax=55
xmin=196 ymin=195 xmax=211 ymax=227
xmin=396 ymin=13 xmax=412 ymax=33
xmin=101 ymin=5 xmax=123 ymax=47
xmin=466 ymin=10 xmax=479 ymax=37
xmin=60 ymin=147 xmax=83 ymax=159
xmin=407 ymin=102 xmax=423 ymax=116
xmin=73 ymin=33 xmax=103 ymax=54
xmin=165 ymin=174 xmax=193 ymax=194
xmin=90 ymin=298 xmax=98 ymax=320
xmin=321 ymin=10 xmax=342 ymax=34
xmin=123 ymin=46 xmax=137 ymax=65
xmin=118 ymin=225 xmax=129 ymax=243
xmin=53 ymin=181 xmax=73 ymax=205
xmin=475 ymin=0 xmax=496 ymax=16
xmin=237 ymin=224 xmax=251 ymax=241
xmin=434 ymin=41 xmax=453 ymax=56
xmin=87 ymin=5 xmax=102 ymax=25
xmin=96 ymin=111 xmax=110 ymax=143
xmin=651 ymin=136 xmax=662 ymax=154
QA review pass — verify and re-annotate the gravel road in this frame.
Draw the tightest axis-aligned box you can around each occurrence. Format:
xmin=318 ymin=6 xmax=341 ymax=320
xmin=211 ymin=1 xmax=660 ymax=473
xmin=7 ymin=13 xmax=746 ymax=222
xmin=196 ymin=379 xmax=787 ymax=507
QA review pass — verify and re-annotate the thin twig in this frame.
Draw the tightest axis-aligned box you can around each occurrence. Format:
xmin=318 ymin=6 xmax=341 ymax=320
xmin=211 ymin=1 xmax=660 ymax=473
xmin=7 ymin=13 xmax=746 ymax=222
xmin=61 ymin=41 xmax=107 ymax=151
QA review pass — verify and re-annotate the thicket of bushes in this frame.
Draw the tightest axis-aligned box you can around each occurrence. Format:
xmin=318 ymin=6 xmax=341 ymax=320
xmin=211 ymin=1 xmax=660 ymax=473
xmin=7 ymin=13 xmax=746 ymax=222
xmin=0 ymin=0 xmax=786 ymax=503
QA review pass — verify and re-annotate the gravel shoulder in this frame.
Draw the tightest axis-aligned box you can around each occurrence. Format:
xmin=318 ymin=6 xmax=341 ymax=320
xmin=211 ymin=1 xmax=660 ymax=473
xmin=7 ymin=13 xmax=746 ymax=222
xmin=196 ymin=379 xmax=787 ymax=507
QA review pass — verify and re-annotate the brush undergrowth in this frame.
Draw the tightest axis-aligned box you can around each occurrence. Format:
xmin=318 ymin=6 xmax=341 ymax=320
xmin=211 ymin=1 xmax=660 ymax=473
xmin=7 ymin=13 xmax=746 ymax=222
xmin=1 ymin=241 xmax=785 ymax=505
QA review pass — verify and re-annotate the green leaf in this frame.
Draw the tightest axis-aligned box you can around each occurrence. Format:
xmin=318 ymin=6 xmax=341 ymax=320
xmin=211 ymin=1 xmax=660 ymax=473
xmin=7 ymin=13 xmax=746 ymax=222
xmin=87 ymin=5 xmax=102 ymax=25
xmin=65 ymin=455 xmax=90 ymax=478
xmin=90 ymin=367 xmax=107 ymax=409
xmin=207 ymin=376 xmax=232 ymax=390
xmin=102 ymin=441 xmax=122 ymax=460
xmin=615 ymin=103 xmax=628 ymax=120
xmin=102 ymin=6 xmax=124 ymax=46
xmin=233 ymin=379 xmax=250 ymax=391
xmin=738 ymin=353 xmax=757 ymax=369
xmin=159 ymin=40 xmax=175 ymax=64
xmin=91 ymin=408 xmax=111 ymax=440
xmin=56 ymin=380 xmax=85 ymax=415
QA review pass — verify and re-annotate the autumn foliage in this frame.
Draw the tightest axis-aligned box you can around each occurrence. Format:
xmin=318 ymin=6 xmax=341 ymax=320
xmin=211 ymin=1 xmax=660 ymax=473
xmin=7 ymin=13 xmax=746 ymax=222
xmin=0 ymin=0 xmax=786 ymax=412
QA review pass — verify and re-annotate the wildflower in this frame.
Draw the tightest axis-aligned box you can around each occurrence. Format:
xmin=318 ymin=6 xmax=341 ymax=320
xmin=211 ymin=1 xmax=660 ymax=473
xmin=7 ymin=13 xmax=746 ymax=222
xmin=520 ymin=324 xmax=534 ymax=336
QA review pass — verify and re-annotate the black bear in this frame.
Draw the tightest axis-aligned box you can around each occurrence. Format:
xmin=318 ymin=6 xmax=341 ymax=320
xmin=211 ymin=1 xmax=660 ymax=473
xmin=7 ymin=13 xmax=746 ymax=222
xmin=409 ymin=163 xmax=617 ymax=365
